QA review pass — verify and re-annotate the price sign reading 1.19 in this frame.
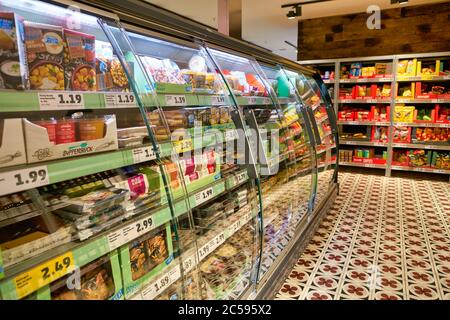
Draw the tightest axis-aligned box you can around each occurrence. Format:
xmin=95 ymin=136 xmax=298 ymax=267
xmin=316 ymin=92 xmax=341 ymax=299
xmin=104 ymin=93 xmax=137 ymax=108
xmin=39 ymin=92 xmax=85 ymax=110
xmin=0 ymin=166 xmax=49 ymax=196
xmin=14 ymin=251 xmax=74 ymax=299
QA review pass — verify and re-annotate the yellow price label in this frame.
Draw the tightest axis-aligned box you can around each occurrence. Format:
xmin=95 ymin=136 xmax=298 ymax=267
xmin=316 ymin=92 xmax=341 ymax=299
xmin=14 ymin=251 xmax=74 ymax=299
xmin=174 ymin=139 xmax=193 ymax=153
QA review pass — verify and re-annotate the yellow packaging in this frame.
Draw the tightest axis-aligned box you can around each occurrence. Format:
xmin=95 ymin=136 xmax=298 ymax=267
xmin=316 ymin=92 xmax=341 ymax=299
xmin=394 ymin=106 xmax=415 ymax=122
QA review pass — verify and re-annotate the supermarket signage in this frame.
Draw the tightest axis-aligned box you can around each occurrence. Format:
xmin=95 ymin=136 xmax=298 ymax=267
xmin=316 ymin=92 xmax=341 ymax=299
xmin=198 ymin=232 xmax=225 ymax=260
xmin=104 ymin=93 xmax=137 ymax=108
xmin=141 ymin=265 xmax=181 ymax=300
xmin=38 ymin=92 xmax=85 ymax=110
xmin=107 ymin=214 xmax=154 ymax=251
xmin=165 ymin=94 xmax=187 ymax=106
xmin=14 ymin=251 xmax=74 ymax=299
xmin=234 ymin=171 xmax=247 ymax=185
xmin=0 ymin=165 xmax=49 ymax=196
xmin=211 ymin=95 xmax=226 ymax=105
xmin=132 ymin=146 xmax=157 ymax=164
xmin=182 ymin=254 xmax=196 ymax=273
xmin=247 ymin=97 xmax=257 ymax=105
xmin=194 ymin=186 xmax=214 ymax=206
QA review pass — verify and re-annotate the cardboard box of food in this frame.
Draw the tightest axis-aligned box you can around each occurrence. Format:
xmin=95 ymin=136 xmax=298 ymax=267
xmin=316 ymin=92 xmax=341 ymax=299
xmin=119 ymin=223 xmax=173 ymax=298
xmin=23 ymin=116 xmax=118 ymax=163
xmin=63 ymin=29 xmax=96 ymax=91
xmin=24 ymin=21 xmax=64 ymax=90
xmin=0 ymin=12 xmax=28 ymax=90
xmin=0 ymin=118 xmax=27 ymax=168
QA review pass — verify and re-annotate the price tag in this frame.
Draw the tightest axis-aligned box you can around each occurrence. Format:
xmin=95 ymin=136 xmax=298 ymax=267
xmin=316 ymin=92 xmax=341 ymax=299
xmin=340 ymin=79 xmax=351 ymax=83
xmin=194 ymin=186 xmax=214 ymax=206
xmin=107 ymin=215 xmax=154 ymax=251
xmin=132 ymin=146 xmax=156 ymax=164
xmin=38 ymin=92 xmax=84 ymax=110
xmin=224 ymin=129 xmax=237 ymax=142
xmin=141 ymin=265 xmax=181 ymax=300
xmin=357 ymin=78 xmax=368 ymax=83
xmin=165 ymin=95 xmax=187 ymax=106
xmin=104 ymin=93 xmax=136 ymax=108
xmin=0 ymin=166 xmax=49 ymax=196
xmin=211 ymin=95 xmax=226 ymax=105
xmin=14 ymin=251 xmax=74 ymax=299
xmin=365 ymin=164 xmax=377 ymax=168
xmin=262 ymin=97 xmax=271 ymax=104
xmin=234 ymin=171 xmax=247 ymax=185
xmin=247 ymin=97 xmax=257 ymax=105
xmin=431 ymin=99 xmax=440 ymax=103
xmin=414 ymin=167 xmax=427 ymax=172
xmin=229 ymin=219 xmax=242 ymax=235
xmin=182 ymin=254 xmax=196 ymax=273
xmin=198 ymin=232 xmax=225 ymax=260
xmin=174 ymin=139 xmax=193 ymax=153
xmin=394 ymin=143 xmax=408 ymax=148
xmin=398 ymin=99 xmax=410 ymax=103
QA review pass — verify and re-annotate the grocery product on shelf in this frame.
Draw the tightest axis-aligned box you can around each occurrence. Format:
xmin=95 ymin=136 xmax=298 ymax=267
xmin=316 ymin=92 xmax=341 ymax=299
xmin=431 ymin=151 xmax=450 ymax=169
xmin=408 ymin=149 xmax=431 ymax=167
xmin=95 ymin=40 xmax=129 ymax=92
xmin=24 ymin=22 xmax=65 ymax=90
xmin=412 ymin=127 xmax=450 ymax=144
xmin=393 ymin=126 xmax=411 ymax=143
xmin=0 ymin=12 xmax=28 ymax=90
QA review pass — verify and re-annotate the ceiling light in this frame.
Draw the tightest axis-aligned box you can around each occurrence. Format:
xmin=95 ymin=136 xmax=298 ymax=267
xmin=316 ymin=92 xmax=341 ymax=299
xmin=287 ymin=10 xmax=297 ymax=19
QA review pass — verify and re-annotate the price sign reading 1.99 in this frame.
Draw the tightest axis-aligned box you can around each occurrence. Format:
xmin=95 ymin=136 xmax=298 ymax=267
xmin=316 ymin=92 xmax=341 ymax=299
xmin=0 ymin=166 xmax=49 ymax=196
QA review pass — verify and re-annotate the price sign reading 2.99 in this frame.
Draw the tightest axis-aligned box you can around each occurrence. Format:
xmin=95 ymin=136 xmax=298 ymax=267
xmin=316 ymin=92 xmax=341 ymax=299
xmin=14 ymin=251 xmax=74 ymax=299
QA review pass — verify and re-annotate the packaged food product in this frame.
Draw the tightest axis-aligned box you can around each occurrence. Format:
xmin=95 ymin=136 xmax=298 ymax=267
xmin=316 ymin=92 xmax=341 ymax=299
xmin=63 ymin=29 xmax=96 ymax=91
xmin=78 ymin=118 xmax=105 ymax=141
xmin=0 ymin=12 xmax=28 ymax=90
xmin=95 ymin=40 xmax=129 ymax=92
xmin=55 ymin=118 xmax=76 ymax=144
xmin=431 ymin=151 xmax=450 ymax=169
xmin=393 ymin=126 xmax=411 ymax=143
xmin=141 ymin=55 xmax=184 ymax=84
xmin=24 ymin=22 xmax=64 ymax=90
xmin=408 ymin=149 xmax=431 ymax=167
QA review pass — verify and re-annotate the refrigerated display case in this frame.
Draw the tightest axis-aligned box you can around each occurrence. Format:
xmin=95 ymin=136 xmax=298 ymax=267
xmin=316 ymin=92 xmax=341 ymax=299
xmin=0 ymin=0 xmax=338 ymax=300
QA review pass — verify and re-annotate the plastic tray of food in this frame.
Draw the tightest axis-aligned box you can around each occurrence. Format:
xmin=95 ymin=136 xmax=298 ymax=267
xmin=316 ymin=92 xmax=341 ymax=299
xmin=60 ymin=188 xmax=130 ymax=214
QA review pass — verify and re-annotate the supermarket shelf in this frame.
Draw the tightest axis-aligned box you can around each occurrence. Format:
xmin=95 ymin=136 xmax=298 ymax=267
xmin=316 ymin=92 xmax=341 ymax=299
xmin=0 ymin=143 xmax=171 ymax=197
xmin=392 ymin=143 xmax=450 ymax=151
xmin=0 ymin=210 xmax=42 ymax=229
xmin=340 ymin=140 xmax=388 ymax=147
xmin=236 ymin=96 xmax=273 ymax=106
xmin=395 ymin=98 xmax=450 ymax=104
xmin=338 ymin=99 xmax=391 ymax=104
xmin=393 ymin=122 xmax=450 ymax=128
xmin=338 ymin=120 xmax=390 ymax=126
xmin=339 ymin=77 xmax=393 ymax=83
xmin=339 ymin=161 xmax=386 ymax=169
xmin=277 ymin=97 xmax=298 ymax=104
xmin=317 ymin=144 xmax=337 ymax=155
xmin=396 ymin=75 xmax=450 ymax=82
xmin=131 ymin=205 xmax=258 ymax=300
xmin=391 ymin=165 xmax=450 ymax=175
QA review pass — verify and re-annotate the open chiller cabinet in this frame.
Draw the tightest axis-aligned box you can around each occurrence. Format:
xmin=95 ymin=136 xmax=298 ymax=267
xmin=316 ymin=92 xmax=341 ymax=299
xmin=101 ymin=23 xmax=263 ymax=300
xmin=0 ymin=0 xmax=181 ymax=300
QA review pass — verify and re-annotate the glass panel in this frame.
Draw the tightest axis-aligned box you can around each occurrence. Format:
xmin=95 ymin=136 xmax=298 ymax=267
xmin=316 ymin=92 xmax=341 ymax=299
xmin=105 ymin=28 xmax=261 ymax=300
xmin=284 ymin=68 xmax=337 ymax=209
xmin=254 ymin=63 xmax=316 ymax=282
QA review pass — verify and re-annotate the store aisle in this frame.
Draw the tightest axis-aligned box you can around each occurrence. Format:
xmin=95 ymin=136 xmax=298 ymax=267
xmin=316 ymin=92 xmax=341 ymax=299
xmin=275 ymin=172 xmax=450 ymax=300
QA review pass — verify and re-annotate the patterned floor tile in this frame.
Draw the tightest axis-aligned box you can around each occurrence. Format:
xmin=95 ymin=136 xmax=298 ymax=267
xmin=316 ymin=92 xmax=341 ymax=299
xmin=275 ymin=172 xmax=450 ymax=300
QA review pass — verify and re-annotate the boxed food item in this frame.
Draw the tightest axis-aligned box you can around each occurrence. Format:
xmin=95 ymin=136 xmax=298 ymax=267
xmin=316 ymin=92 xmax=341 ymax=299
xmin=431 ymin=151 xmax=450 ymax=170
xmin=28 ymin=253 xmax=124 ymax=300
xmin=95 ymin=40 xmax=130 ymax=92
xmin=435 ymin=105 xmax=450 ymax=123
xmin=24 ymin=115 xmax=118 ymax=163
xmin=0 ymin=118 xmax=27 ymax=168
xmin=141 ymin=55 xmax=185 ymax=85
xmin=371 ymin=105 xmax=390 ymax=122
xmin=120 ymin=223 xmax=173 ymax=298
xmin=0 ymin=12 xmax=28 ymax=90
xmin=397 ymin=59 xmax=417 ymax=77
xmin=338 ymin=110 xmax=354 ymax=121
xmin=412 ymin=127 xmax=450 ymax=144
xmin=408 ymin=149 xmax=431 ymax=167
xmin=394 ymin=105 xmax=415 ymax=123
xmin=393 ymin=126 xmax=411 ymax=143
xmin=414 ymin=107 xmax=435 ymax=123
xmin=392 ymin=150 xmax=409 ymax=166
xmin=371 ymin=126 xmax=388 ymax=143
xmin=415 ymin=82 xmax=438 ymax=99
xmin=24 ymin=22 xmax=64 ymax=90
xmin=355 ymin=110 xmax=371 ymax=121
xmin=63 ymin=29 xmax=96 ymax=91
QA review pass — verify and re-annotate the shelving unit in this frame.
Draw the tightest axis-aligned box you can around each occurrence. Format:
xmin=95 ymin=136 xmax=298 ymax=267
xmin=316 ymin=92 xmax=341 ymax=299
xmin=300 ymin=52 xmax=450 ymax=179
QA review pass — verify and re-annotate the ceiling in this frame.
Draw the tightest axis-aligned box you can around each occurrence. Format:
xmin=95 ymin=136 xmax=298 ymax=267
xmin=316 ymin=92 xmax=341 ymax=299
xmin=144 ymin=0 xmax=449 ymax=61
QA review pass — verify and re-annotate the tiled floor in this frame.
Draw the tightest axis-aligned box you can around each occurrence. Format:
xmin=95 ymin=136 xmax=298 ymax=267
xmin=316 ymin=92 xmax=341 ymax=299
xmin=275 ymin=172 xmax=450 ymax=300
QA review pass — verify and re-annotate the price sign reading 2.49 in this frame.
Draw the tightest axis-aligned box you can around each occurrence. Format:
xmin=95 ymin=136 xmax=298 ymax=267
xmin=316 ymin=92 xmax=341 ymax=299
xmin=0 ymin=166 xmax=49 ymax=196
xmin=14 ymin=251 xmax=74 ymax=299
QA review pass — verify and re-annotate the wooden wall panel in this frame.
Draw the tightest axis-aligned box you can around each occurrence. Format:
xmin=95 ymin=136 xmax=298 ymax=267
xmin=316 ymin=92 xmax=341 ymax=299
xmin=298 ymin=2 xmax=450 ymax=60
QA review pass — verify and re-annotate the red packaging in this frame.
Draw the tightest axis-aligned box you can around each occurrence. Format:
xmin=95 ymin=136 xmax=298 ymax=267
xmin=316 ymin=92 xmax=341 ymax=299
xmin=55 ymin=119 xmax=76 ymax=144
xmin=35 ymin=119 xmax=57 ymax=144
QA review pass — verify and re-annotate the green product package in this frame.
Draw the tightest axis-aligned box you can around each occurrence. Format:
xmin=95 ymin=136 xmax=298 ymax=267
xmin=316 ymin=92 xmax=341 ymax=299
xmin=119 ymin=222 xmax=174 ymax=298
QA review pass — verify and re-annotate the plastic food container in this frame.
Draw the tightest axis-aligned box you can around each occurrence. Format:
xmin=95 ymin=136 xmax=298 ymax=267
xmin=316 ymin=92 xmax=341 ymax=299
xmin=56 ymin=118 xmax=76 ymax=144
xmin=78 ymin=118 xmax=105 ymax=141
xmin=61 ymin=188 xmax=130 ymax=214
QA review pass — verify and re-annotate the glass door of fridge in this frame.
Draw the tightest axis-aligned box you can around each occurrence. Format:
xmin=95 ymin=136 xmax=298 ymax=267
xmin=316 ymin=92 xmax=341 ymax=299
xmin=102 ymin=24 xmax=262 ymax=300
xmin=253 ymin=63 xmax=316 ymax=283
xmin=284 ymin=69 xmax=338 ymax=210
